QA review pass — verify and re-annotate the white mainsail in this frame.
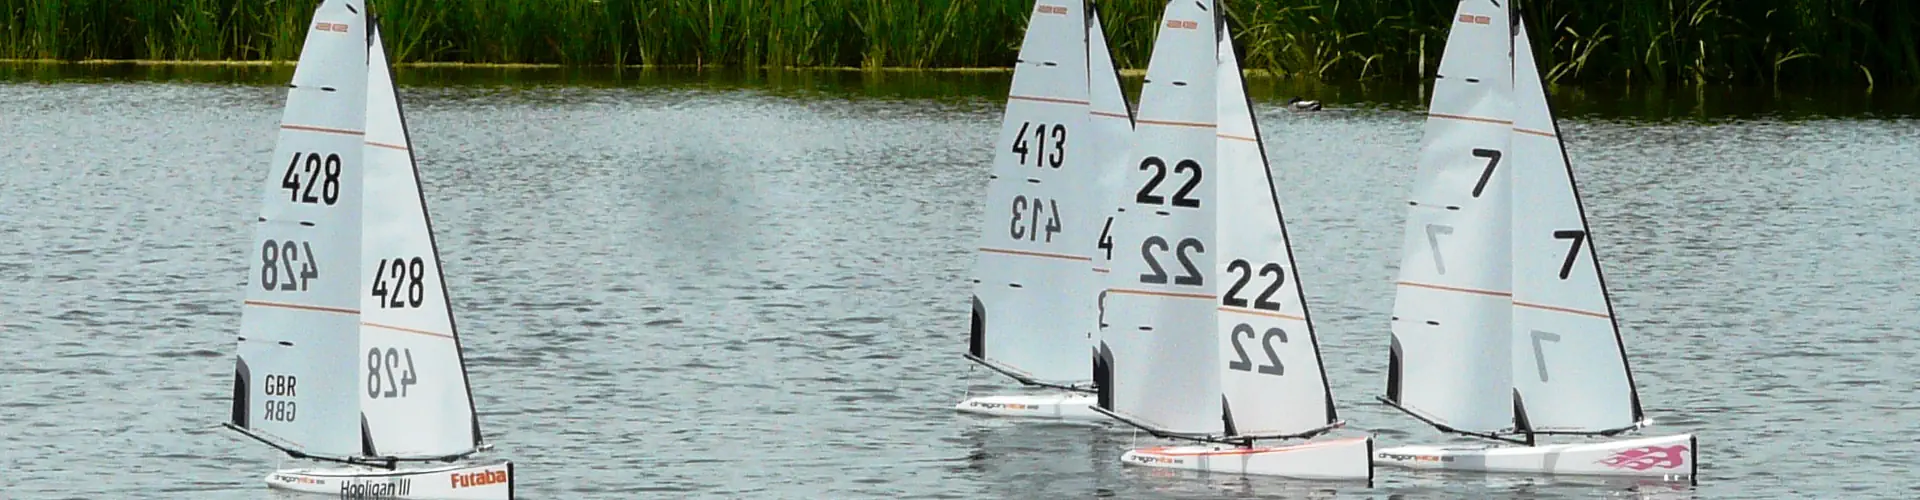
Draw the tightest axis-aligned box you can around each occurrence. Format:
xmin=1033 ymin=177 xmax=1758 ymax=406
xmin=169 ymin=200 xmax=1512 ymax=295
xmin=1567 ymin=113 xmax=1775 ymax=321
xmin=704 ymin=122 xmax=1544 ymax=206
xmin=1384 ymin=0 xmax=1517 ymax=434
xmin=1086 ymin=2 xmax=1133 ymax=348
xmin=359 ymin=24 xmax=485 ymax=458
xmin=968 ymin=0 xmax=1097 ymax=386
xmin=1097 ymin=0 xmax=1220 ymax=435
xmin=1213 ymin=25 xmax=1336 ymax=438
xmin=1507 ymin=19 xmax=1643 ymax=433
xmin=230 ymin=0 xmax=369 ymax=458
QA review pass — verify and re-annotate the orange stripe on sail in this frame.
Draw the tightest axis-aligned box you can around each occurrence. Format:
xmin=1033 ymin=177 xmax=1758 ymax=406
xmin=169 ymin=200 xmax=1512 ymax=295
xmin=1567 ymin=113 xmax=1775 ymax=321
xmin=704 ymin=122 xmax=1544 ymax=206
xmin=1514 ymin=127 xmax=1557 ymax=138
xmin=1512 ymin=300 xmax=1610 ymax=319
xmin=1108 ymin=288 xmax=1215 ymax=300
xmin=1395 ymin=281 xmax=1512 ymax=298
xmin=244 ymin=300 xmax=358 ymax=315
xmin=1217 ymin=133 xmax=1258 ymax=142
xmin=1137 ymin=118 xmax=1215 ymax=129
xmin=1217 ymin=306 xmax=1305 ymax=322
xmin=362 ymin=321 xmax=456 ymax=339
xmin=1427 ymin=112 xmax=1513 ymax=126
xmin=366 ymin=141 xmax=409 ymax=151
xmin=1009 ymin=95 xmax=1091 ymax=106
xmin=282 ymin=124 xmax=365 ymax=136
xmin=979 ymin=247 xmax=1092 ymax=262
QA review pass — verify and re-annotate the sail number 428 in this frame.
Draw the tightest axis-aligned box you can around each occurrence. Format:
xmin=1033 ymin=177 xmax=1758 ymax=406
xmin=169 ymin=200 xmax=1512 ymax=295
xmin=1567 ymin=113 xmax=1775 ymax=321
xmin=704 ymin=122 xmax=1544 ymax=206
xmin=370 ymin=257 xmax=427 ymax=308
xmin=367 ymin=348 xmax=418 ymax=399
xmin=260 ymin=239 xmax=318 ymax=291
xmin=280 ymin=152 xmax=343 ymax=205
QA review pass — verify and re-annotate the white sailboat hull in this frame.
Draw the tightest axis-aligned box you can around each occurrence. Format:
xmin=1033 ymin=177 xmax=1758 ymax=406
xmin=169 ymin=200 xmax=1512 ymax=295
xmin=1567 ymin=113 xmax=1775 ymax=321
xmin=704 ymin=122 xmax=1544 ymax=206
xmin=1374 ymin=434 xmax=1694 ymax=481
xmin=953 ymin=393 xmax=1104 ymax=421
xmin=266 ymin=460 xmax=513 ymax=499
xmin=1120 ymin=436 xmax=1373 ymax=481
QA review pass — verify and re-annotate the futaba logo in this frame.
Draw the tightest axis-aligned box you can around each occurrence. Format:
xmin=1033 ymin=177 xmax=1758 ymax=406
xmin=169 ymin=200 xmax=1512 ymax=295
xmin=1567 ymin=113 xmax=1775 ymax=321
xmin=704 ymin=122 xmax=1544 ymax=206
xmin=450 ymin=469 xmax=508 ymax=489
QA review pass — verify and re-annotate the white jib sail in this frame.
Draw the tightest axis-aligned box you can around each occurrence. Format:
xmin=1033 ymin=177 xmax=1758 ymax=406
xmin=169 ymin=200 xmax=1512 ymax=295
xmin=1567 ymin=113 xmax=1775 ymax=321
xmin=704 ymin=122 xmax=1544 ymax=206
xmin=1213 ymin=25 xmax=1335 ymax=437
xmin=968 ymin=0 xmax=1096 ymax=385
xmin=231 ymin=0 xmax=369 ymax=458
xmin=1385 ymin=0 xmax=1516 ymax=434
xmin=360 ymin=24 xmax=483 ymax=458
xmin=1507 ymin=19 xmax=1643 ymax=433
xmin=1097 ymin=0 xmax=1220 ymax=435
xmin=1086 ymin=3 xmax=1133 ymax=351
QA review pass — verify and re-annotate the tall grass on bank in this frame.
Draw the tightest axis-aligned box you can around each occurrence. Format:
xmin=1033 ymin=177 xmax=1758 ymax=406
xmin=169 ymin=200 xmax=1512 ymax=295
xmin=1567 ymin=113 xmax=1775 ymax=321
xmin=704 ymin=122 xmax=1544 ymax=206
xmin=2 ymin=0 xmax=1916 ymax=85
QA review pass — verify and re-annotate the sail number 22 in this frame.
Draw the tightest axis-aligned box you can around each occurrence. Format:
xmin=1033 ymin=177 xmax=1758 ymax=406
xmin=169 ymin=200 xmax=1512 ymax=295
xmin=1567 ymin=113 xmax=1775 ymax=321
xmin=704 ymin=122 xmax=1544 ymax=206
xmin=366 ymin=348 xmax=418 ymax=399
xmin=1227 ymin=324 xmax=1286 ymax=376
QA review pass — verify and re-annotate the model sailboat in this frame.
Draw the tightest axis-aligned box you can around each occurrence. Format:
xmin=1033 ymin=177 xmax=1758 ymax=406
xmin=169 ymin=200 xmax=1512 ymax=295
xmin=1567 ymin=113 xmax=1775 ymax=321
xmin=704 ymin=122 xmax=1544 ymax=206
xmin=956 ymin=0 xmax=1132 ymax=422
xmin=1091 ymin=0 xmax=1370 ymax=480
xmin=1372 ymin=0 xmax=1696 ymax=482
xmin=225 ymin=2 xmax=514 ymax=498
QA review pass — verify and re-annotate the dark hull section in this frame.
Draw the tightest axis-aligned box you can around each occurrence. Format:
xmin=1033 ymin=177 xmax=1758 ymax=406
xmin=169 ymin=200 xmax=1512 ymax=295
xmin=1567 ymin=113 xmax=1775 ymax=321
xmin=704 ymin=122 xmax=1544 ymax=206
xmin=1385 ymin=335 xmax=1403 ymax=403
xmin=968 ymin=296 xmax=987 ymax=359
xmin=1093 ymin=342 xmax=1114 ymax=410
xmin=230 ymin=357 xmax=251 ymax=427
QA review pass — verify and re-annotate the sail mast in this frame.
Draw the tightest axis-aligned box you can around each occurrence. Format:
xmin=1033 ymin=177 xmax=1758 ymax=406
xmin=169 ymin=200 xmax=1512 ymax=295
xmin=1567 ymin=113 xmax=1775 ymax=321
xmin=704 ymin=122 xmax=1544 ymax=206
xmin=1094 ymin=0 xmax=1223 ymax=438
xmin=370 ymin=15 xmax=486 ymax=452
xmin=1213 ymin=12 xmax=1339 ymax=442
xmin=1381 ymin=0 xmax=1518 ymax=438
xmin=356 ymin=14 xmax=488 ymax=461
xmin=227 ymin=0 xmax=371 ymax=463
xmin=965 ymin=0 xmax=1098 ymax=390
xmin=1505 ymin=11 xmax=1646 ymax=436
xmin=1516 ymin=1 xmax=1643 ymax=428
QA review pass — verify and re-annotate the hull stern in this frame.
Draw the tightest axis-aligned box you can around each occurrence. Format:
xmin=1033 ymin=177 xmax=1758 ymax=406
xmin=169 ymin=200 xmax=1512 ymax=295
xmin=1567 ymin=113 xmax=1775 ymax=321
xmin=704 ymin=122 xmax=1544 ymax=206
xmin=954 ymin=393 xmax=1104 ymax=421
xmin=266 ymin=460 xmax=514 ymax=500
xmin=1374 ymin=433 xmax=1695 ymax=482
xmin=1119 ymin=436 xmax=1373 ymax=481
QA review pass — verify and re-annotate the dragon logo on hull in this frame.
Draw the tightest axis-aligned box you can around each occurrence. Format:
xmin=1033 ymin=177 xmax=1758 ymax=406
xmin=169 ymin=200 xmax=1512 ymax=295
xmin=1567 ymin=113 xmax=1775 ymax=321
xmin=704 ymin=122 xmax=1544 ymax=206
xmin=1596 ymin=445 xmax=1688 ymax=470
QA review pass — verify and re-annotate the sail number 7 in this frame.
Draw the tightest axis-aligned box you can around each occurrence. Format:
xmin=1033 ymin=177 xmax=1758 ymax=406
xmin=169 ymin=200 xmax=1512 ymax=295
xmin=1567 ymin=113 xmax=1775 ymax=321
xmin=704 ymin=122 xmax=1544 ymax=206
xmin=1529 ymin=330 xmax=1561 ymax=382
xmin=1552 ymin=230 xmax=1586 ymax=279
xmin=366 ymin=347 xmax=418 ymax=398
xmin=280 ymin=152 xmax=343 ymax=205
xmin=1469 ymin=148 xmax=1501 ymax=198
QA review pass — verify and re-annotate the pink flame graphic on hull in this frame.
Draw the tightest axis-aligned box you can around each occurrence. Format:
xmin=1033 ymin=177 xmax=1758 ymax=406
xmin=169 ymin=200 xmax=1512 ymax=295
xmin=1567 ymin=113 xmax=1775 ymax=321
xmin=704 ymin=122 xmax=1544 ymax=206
xmin=1596 ymin=445 xmax=1689 ymax=470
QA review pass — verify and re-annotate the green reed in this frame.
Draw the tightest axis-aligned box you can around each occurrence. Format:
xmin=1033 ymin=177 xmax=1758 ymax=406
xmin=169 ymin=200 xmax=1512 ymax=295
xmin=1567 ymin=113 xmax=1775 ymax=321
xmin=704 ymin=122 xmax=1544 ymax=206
xmin=1 ymin=0 xmax=1915 ymax=86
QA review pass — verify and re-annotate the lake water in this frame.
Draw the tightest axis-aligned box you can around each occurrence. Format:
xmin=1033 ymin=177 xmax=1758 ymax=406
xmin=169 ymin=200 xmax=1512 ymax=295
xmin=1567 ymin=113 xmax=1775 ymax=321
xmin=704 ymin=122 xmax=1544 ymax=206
xmin=2 ymin=63 xmax=1917 ymax=499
